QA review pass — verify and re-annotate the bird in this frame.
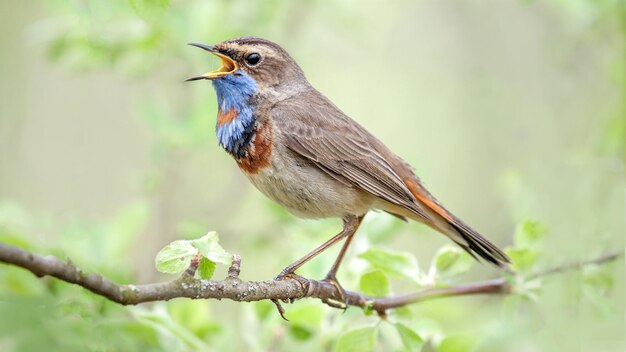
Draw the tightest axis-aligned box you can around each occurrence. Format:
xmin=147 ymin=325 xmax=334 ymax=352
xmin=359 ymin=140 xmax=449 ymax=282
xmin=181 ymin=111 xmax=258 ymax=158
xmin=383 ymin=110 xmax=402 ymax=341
xmin=186 ymin=36 xmax=509 ymax=304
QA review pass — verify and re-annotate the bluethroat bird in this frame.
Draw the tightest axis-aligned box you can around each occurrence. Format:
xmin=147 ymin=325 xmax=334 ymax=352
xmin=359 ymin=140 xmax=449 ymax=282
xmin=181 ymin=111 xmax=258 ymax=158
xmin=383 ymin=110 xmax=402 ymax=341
xmin=187 ymin=37 xmax=509 ymax=302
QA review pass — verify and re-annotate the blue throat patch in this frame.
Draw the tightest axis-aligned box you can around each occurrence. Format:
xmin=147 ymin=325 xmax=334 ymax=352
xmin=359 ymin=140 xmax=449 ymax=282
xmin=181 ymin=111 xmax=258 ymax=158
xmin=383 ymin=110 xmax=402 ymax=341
xmin=212 ymin=72 xmax=258 ymax=158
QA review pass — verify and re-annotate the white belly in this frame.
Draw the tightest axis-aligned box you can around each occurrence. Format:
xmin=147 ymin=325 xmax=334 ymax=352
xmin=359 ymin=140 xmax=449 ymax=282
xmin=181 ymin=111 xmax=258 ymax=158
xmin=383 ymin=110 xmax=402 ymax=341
xmin=242 ymin=150 xmax=374 ymax=219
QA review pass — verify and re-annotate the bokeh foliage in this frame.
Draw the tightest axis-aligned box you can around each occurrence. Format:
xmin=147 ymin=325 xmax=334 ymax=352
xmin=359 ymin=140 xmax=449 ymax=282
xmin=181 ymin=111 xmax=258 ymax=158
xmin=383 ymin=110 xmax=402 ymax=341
xmin=0 ymin=0 xmax=624 ymax=351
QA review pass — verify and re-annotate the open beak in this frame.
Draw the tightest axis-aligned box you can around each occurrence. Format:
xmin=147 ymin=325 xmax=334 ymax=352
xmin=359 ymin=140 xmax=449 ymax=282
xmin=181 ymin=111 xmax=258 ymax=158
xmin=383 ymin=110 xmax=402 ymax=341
xmin=185 ymin=43 xmax=238 ymax=81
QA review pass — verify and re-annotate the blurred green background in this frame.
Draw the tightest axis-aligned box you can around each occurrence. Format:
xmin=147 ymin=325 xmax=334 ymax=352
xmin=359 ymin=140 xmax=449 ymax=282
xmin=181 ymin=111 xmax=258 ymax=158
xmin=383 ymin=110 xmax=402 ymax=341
xmin=0 ymin=0 xmax=623 ymax=351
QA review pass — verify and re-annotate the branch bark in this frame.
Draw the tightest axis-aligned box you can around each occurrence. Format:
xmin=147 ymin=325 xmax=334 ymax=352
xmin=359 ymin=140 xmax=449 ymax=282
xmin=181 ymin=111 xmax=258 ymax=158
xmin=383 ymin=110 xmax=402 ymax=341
xmin=0 ymin=242 xmax=621 ymax=316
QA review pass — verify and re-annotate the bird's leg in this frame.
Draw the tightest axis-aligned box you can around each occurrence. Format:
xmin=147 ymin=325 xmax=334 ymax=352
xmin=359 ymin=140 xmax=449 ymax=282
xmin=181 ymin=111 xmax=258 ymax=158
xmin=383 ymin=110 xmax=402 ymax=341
xmin=273 ymin=230 xmax=346 ymax=284
xmin=274 ymin=215 xmax=363 ymax=288
xmin=320 ymin=215 xmax=363 ymax=308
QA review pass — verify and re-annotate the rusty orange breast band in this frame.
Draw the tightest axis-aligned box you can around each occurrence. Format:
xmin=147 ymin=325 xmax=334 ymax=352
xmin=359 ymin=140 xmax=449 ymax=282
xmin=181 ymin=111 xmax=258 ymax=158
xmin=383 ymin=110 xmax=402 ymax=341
xmin=217 ymin=107 xmax=239 ymax=126
xmin=236 ymin=119 xmax=273 ymax=174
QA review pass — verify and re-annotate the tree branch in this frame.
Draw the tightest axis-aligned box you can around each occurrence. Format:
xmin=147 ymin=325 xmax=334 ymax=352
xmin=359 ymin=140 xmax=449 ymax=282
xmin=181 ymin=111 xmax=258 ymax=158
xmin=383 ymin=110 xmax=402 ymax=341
xmin=0 ymin=242 xmax=621 ymax=316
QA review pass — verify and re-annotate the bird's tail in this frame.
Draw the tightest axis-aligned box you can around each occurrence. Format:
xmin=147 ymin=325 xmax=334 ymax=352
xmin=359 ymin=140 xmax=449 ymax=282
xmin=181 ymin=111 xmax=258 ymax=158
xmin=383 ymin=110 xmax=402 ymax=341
xmin=446 ymin=215 xmax=510 ymax=267
xmin=402 ymin=178 xmax=510 ymax=267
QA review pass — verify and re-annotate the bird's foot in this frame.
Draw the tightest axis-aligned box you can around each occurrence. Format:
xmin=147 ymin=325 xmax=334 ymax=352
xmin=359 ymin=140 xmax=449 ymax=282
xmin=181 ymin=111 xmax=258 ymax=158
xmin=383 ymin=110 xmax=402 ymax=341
xmin=320 ymin=273 xmax=348 ymax=310
xmin=271 ymin=299 xmax=289 ymax=321
xmin=271 ymin=271 xmax=310 ymax=321
xmin=274 ymin=271 xmax=310 ymax=291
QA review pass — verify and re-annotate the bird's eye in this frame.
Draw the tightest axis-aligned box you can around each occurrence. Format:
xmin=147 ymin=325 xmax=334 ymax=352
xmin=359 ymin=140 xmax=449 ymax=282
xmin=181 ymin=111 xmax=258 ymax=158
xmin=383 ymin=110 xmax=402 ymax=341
xmin=244 ymin=53 xmax=261 ymax=67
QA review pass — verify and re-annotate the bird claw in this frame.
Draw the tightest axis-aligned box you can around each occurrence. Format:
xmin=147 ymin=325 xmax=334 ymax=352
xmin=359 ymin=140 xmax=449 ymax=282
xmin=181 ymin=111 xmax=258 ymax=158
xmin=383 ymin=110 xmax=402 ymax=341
xmin=320 ymin=274 xmax=348 ymax=310
xmin=321 ymin=298 xmax=348 ymax=311
xmin=271 ymin=299 xmax=289 ymax=321
xmin=270 ymin=271 xmax=311 ymax=319
xmin=274 ymin=271 xmax=310 ymax=291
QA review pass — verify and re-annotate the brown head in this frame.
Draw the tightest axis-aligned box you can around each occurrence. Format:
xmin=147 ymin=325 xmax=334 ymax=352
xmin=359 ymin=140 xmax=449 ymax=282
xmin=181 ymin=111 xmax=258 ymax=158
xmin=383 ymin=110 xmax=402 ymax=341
xmin=186 ymin=37 xmax=308 ymax=98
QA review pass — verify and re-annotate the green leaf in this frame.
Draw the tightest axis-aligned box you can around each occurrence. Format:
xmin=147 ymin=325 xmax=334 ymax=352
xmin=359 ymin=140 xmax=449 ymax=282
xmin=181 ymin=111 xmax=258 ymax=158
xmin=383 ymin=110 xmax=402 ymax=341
xmin=287 ymin=302 xmax=324 ymax=340
xmin=130 ymin=304 xmax=209 ymax=351
xmin=583 ymin=264 xmax=614 ymax=290
xmin=358 ymin=247 xmax=419 ymax=280
xmin=359 ymin=269 xmax=390 ymax=297
xmin=155 ymin=240 xmax=197 ymax=274
xmin=580 ymin=264 xmax=616 ymax=316
xmin=505 ymin=247 xmax=539 ymax=272
xmin=289 ymin=325 xmax=313 ymax=341
xmin=155 ymin=232 xmax=231 ymax=276
xmin=394 ymin=323 xmax=423 ymax=351
xmin=515 ymin=219 xmax=546 ymax=248
xmin=191 ymin=232 xmax=232 ymax=265
xmin=287 ymin=302 xmax=324 ymax=331
xmin=335 ymin=326 xmax=377 ymax=352
xmin=438 ymin=335 xmax=475 ymax=352
xmin=432 ymin=246 xmax=474 ymax=279
xmin=197 ymin=257 xmax=216 ymax=280
xmin=512 ymin=277 xmax=542 ymax=301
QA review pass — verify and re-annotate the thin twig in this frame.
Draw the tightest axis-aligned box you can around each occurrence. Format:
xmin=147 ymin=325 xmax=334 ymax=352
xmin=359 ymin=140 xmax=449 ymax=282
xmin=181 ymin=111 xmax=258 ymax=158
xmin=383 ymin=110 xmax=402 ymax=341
xmin=227 ymin=254 xmax=242 ymax=279
xmin=183 ymin=252 xmax=203 ymax=277
xmin=527 ymin=252 xmax=622 ymax=279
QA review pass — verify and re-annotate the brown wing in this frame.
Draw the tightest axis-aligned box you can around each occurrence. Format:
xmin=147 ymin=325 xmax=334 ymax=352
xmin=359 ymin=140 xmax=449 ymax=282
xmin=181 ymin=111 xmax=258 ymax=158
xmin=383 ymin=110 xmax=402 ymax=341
xmin=271 ymin=92 xmax=430 ymax=221
xmin=271 ymin=88 xmax=510 ymax=267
